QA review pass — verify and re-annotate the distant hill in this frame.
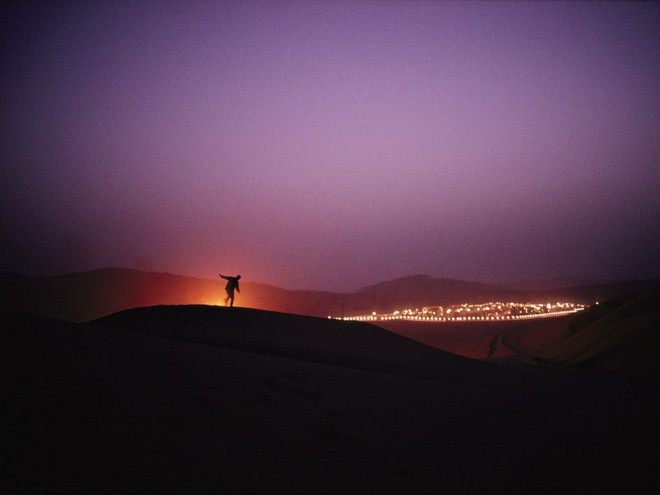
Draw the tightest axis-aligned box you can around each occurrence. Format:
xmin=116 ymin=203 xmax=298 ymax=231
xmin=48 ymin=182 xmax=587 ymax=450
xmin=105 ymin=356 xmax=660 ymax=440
xmin=0 ymin=268 xmax=351 ymax=322
xmin=0 ymin=269 xmax=221 ymax=322
xmin=1 ymin=268 xmax=658 ymax=322
xmin=354 ymin=274 xmax=524 ymax=312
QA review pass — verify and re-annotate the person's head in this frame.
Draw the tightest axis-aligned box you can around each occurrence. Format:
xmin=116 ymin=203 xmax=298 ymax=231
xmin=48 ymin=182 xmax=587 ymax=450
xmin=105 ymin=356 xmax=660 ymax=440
xmin=237 ymin=275 xmax=241 ymax=279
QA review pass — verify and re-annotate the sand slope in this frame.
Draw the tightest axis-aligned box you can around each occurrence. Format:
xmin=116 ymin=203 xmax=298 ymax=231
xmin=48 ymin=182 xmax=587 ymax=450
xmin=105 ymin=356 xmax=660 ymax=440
xmin=375 ymin=318 xmax=566 ymax=360
xmin=2 ymin=307 xmax=658 ymax=493
xmin=92 ymin=305 xmax=547 ymax=391
xmin=521 ymin=289 xmax=660 ymax=371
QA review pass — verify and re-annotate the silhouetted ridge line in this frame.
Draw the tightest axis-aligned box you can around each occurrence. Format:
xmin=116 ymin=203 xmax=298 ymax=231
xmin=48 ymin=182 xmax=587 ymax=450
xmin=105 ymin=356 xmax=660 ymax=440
xmin=90 ymin=305 xmax=541 ymax=390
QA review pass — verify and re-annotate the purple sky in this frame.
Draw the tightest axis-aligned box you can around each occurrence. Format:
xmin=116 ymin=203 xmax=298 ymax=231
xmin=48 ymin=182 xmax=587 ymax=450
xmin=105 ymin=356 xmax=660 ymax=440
xmin=2 ymin=1 xmax=660 ymax=291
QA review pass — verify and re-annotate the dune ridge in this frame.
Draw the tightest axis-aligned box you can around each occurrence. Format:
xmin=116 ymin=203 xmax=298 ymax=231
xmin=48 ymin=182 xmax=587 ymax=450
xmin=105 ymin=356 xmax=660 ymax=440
xmin=91 ymin=305 xmax=557 ymax=391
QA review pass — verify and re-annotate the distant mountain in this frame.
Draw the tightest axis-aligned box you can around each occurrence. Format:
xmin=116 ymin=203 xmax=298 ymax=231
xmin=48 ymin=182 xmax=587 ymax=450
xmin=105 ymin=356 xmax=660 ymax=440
xmin=0 ymin=268 xmax=349 ymax=322
xmin=354 ymin=274 xmax=524 ymax=312
xmin=2 ymin=268 xmax=659 ymax=322
xmin=0 ymin=268 xmax=220 ymax=322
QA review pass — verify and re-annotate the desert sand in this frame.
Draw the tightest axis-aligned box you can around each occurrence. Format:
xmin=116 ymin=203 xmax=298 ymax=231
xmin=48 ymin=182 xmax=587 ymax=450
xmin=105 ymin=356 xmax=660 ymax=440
xmin=2 ymin=302 xmax=658 ymax=494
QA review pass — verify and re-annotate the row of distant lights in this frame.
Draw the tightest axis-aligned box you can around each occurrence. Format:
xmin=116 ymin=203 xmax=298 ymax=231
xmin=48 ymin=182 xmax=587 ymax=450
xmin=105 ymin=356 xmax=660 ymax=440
xmin=331 ymin=302 xmax=586 ymax=322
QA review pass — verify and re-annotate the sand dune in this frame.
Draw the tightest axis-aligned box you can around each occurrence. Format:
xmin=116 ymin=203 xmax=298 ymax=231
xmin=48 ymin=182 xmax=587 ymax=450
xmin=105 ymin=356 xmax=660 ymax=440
xmin=92 ymin=305 xmax=548 ymax=391
xmin=2 ymin=306 xmax=658 ymax=493
xmin=375 ymin=318 xmax=562 ymax=360
xmin=520 ymin=289 xmax=660 ymax=371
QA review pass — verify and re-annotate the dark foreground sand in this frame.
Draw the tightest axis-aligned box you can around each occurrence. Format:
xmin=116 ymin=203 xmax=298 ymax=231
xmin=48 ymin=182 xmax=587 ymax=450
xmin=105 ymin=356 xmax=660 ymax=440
xmin=2 ymin=306 xmax=658 ymax=494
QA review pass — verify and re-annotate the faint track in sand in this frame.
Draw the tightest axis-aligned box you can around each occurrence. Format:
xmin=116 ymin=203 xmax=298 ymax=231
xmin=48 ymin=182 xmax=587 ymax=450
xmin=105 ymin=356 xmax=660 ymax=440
xmin=486 ymin=330 xmax=531 ymax=362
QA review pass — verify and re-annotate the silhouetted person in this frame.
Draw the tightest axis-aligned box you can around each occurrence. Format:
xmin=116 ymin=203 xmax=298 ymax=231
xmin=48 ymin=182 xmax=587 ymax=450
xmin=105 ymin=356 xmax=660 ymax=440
xmin=219 ymin=274 xmax=241 ymax=307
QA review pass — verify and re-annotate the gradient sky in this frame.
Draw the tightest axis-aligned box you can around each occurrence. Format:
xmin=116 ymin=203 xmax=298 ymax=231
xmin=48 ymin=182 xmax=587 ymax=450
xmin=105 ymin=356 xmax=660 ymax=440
xmin=2 ymin=1 xmax=660 ymax=291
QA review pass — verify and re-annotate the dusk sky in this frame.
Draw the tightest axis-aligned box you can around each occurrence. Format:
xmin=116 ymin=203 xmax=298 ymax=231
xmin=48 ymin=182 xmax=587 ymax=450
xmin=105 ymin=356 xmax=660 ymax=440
xmin=2 ymin=1 xmax=659 ymax=291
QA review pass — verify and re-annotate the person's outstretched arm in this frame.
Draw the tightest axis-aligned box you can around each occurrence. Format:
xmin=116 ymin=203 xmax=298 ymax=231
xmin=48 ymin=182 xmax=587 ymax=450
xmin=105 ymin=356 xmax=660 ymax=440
xmin=219 ymin=274 xmax=229 ymax=280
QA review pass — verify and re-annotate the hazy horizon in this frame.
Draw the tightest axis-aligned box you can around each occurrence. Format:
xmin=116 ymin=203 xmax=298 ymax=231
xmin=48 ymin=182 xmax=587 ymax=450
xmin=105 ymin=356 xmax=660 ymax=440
xmin=2 ymin=1 xmax=659 ymax=292
xmin=2 ymin=264 xmax=643 ymax=295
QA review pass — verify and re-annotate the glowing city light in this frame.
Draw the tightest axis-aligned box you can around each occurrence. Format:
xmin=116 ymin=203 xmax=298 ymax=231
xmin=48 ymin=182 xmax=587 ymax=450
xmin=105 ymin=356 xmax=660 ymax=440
xmin=335 ymin=301 xmax=586 ymax=322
